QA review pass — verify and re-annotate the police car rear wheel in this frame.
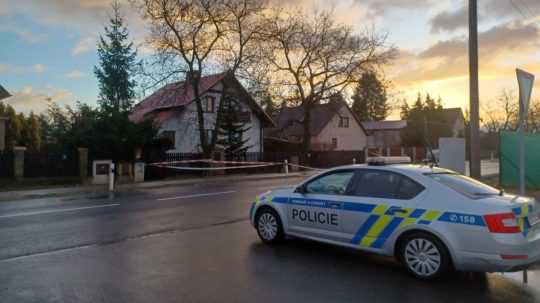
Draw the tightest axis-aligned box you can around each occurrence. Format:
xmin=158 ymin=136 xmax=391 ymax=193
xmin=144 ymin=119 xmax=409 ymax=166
xmin=256 ymin=208 xmax=284 ymax=244
xmin=400 ymin=233 xmax=449 ymax=280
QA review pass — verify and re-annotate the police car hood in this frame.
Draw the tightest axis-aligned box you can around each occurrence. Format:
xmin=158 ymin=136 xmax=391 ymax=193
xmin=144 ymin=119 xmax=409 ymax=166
xmin=267 ymin=186 xmax=296 ymax=196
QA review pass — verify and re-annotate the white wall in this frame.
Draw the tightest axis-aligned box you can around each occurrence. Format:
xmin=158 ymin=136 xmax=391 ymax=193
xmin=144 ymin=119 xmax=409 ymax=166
xmin=316 ymin=106 xmax=367 ymax=151
xmin=158 ymin=82 xmax=262 ymax=153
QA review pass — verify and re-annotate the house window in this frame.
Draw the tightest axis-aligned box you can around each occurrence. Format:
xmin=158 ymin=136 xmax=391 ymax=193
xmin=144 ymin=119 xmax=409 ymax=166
xmin=162 ymin=131 xmax=176 ymax=146
xmin=339 ymin=116 xmax=349 ymax=128
xmin=332 ymin=138 xmax=338 ymax=148
xmin=204 ymin=96 xmax=215 ymax=113
xmin=206 ymin=129 xmax=214 ymax=142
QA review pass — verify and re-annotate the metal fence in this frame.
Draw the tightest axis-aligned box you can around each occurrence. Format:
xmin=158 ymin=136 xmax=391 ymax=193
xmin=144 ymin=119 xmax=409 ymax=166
xmin=24 ymin=151 xmax=79 ymax=178
xmin=500 ymin=131 xmax=540 ymax=189
xmin=0 ymin=151 xmax=13 ymax=178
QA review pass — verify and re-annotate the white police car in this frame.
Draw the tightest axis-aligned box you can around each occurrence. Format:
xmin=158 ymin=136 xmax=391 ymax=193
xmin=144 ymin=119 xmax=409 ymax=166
xmin=249 ymin=157 xmax=540 ymax=279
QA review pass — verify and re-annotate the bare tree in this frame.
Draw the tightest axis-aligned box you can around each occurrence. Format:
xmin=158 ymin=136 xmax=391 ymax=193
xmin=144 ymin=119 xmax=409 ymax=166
xmin=209 ymin=0 xmax=267 ymax=151
xmin=481 ymin=90 xmax=518 ymax=134
xmin=260 ymin=10 xmax=395 ymax=151
xmin=134 ymin=0 xmax=267 ymax=155
xmin=134 ymin=0 xmax=228 ymax=155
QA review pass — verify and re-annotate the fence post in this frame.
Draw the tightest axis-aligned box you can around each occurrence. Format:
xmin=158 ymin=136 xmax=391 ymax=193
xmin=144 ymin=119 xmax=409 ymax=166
xmin=401 ymin=146 xmax=405 ymax=156
xmin=364 ymin=148 xmax=368 ymax=162
xmin=13 ymin=146 xmax=26 ymax=179
xmin=0 ymin=117 xmax=7 ymax=152
xmin=412 ymin=147 xmax=417 ymax=162
xmin=352 ymin=158 xmax=356 ymax=165
xmin=78 ymin=147 xmax=88 ymax=184
xmin=284 ymin=159 xmax=288 ymax=174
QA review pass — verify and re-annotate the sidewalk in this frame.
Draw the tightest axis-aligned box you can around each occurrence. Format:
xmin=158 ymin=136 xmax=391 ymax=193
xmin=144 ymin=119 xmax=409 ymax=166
xmin=0 ymin=172 xmax=312 ymax=202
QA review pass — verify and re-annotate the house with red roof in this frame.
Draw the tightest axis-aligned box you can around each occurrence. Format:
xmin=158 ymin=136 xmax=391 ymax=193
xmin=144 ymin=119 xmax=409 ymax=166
xmin=130 ymin=72 xmax=274 ymax=153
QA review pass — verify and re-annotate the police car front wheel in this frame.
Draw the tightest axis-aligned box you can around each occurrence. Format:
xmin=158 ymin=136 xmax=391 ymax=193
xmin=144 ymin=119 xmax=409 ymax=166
xmin=256 ymin=208 xmax=284 ymax=244
xmin=399 ymin=232 xmax=450 ymax=280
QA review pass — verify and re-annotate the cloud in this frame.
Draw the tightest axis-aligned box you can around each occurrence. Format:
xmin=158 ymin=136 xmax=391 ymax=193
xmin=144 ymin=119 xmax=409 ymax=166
xmin=429 ymin=0 xmax=539 ymax=33
xmin=430 ymin=5 xmax=468 ymax=33
xmin=0 ymin=63 xmax=47 ymax=75
xmin=33 ymin=64 xmax=46 ymax=73
xmin=65 ymin=70 xmax=86 ymax=79
xmin=355 ymin=0 xmax=435 ymax=16
xmin=2 ymin=86 xmax=73 ymax=113
xmin=389 ymin=21 xmax=540 ymax=86
xmin=0 ymin=24 xmax=47 ymax=43
xmin=72 ymin=37 xmax=95 ymax=56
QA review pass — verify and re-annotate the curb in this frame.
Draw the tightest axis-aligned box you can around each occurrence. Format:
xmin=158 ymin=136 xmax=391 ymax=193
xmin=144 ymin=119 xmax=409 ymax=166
xmin=124 ymin=172 xmax=310 ymax=190
xmin=0 ymin=172 xmax=312 ymax=202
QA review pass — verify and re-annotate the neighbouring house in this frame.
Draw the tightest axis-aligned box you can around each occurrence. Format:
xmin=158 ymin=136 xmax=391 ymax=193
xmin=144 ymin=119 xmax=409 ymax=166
xmin=361 ymin=120 xmax=407 ymax=148
xmin=0 ymin=84 xmax=10 ymax=151
xmin=267 ymin=96 xmax=368 ymax=151
xmin=129 ymin=72 xmax=274 ymax=153
xmin=438 ymin=107 xmax=465 ymax=137
xmin=0 ymin=84 xmax=11 ymax=101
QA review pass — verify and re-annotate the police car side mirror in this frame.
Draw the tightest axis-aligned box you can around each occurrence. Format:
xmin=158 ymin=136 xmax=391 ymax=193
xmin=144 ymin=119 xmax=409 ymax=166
xmin=295 ymin=185 xmax=306 ymax=195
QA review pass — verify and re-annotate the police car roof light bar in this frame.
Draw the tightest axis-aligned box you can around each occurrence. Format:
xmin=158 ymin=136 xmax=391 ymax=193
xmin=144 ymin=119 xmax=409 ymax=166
xmin=366 ymin=156 xmax=412 ymax=166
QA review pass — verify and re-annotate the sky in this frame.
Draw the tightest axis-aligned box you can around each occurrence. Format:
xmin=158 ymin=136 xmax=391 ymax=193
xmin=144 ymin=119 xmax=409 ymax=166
xmin=1 ymin=0 xmax=540 ymax=119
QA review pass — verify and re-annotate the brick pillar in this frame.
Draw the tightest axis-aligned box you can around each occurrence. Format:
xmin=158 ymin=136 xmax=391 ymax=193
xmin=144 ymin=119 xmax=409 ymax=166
xmin=0 ymin=117 xmax=8 ymax=152
xmin=78 ymin=147 xmax=88 ymax=184
xmin=13 ymin=146 xmax=26 ymax=179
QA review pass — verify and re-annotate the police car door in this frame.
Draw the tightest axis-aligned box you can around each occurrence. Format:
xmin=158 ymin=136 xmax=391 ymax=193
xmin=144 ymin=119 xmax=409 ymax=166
xmin=343 ymin=169 xmax=425 ymax=250
xmin=287 ymin=169 xmax=355 ymax=242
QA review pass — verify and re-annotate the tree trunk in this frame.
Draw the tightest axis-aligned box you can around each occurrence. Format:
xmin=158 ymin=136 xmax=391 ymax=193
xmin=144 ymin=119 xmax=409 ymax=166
xmin=210 ymin=79 xmax=229 ymax=153
xmin=191 ymin=75 xmax=210 ymax=157
xmin=302 ymin=103 xmax=311 ymax=152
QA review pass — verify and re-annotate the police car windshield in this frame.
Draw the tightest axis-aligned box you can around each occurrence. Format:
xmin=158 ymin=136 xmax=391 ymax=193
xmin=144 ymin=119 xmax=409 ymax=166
xmin=425 ymin=173 xmax=499 ymax=199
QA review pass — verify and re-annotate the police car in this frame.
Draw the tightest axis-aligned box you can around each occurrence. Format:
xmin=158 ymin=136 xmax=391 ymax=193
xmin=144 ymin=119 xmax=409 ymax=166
xmin=249 ymin=157 xmax=540 ymax=280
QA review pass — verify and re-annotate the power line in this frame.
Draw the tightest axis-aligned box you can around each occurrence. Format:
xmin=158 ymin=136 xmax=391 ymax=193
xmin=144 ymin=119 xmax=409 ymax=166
xmin=517 ymin=0 xmax=539 ymax=17
xmin=509 ymin=0 xmax=529 ymax=19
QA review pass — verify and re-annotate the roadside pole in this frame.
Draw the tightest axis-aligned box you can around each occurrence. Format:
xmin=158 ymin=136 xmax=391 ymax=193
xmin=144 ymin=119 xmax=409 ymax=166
xmin=109 ymin=163 xmax=116 ymax=192
xmin=516 ymin=68 xmax=535 ymax=284
xmin=469 ymin=0 xmax=481 ymax=179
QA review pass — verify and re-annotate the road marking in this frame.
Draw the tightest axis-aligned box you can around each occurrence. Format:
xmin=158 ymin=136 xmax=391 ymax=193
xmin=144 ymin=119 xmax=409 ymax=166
xmin=157 ymin=190 xmax=237 ymax=201
xmin=0 ymin=203 xmax=120 ymax=219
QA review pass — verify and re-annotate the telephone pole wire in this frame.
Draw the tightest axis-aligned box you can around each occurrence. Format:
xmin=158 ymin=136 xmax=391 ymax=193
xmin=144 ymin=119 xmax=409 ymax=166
xmin=469 ymin=0 xmax=481 ymax=178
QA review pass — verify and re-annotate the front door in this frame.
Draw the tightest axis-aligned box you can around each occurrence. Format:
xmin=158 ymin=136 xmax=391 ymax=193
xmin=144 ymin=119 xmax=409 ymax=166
xmin=287 ymin=170 xmax=355 ymax=243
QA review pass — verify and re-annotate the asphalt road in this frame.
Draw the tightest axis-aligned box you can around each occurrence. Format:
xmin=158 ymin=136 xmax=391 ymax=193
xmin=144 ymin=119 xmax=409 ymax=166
xmin=1 ymin=176 xmax=540 ymax=303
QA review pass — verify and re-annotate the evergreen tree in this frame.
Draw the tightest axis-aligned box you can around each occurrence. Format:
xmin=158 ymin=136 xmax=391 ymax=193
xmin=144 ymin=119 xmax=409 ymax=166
xmin=400 ymin=99 xmax=410 ymax=120
xmin=216 ymin=97 xmax=251 ymax=160
xmin=401 ymin=93 xmax=453 ymax=147
xmin=27 ymin=112 xmax=41 ymax=151
xmin=351 ymin=72 xmax=389 ymax=121
xmin=94 ymin=2 xmax=138 ymax=113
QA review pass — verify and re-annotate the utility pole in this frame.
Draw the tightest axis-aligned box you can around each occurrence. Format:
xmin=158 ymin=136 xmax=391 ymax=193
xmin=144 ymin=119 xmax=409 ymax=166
xmin=469 ymin=0 xmax=481 ymax=179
